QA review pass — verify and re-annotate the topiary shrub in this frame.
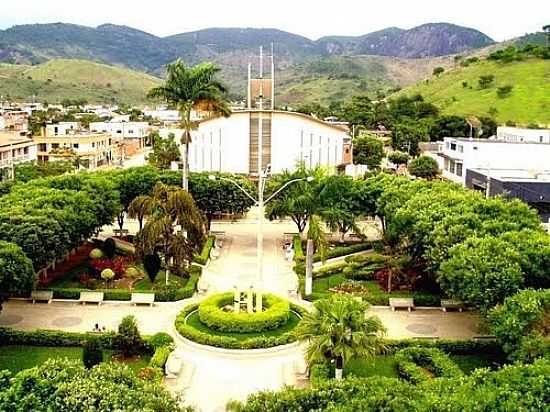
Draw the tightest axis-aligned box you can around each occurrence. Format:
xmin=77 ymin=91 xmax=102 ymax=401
xmin=124 ymin=266 xmax=140 ymax=279
xmin=149 ymin=332 xmax=174 ymax=349
xmin=149 ymin=346 xmax=172 ymax=370
xmin=116 ymin=315 xmax=144 ymax=357
xmin=82 ymin=337 xmax=103 ymax=369
xmin=103 ymin=238 xmax=116 ymax=259
xmin=143 ymin=253 xmax=161 ymax=283
xmin=198 ymin=293 xmax=291 ymax=333
xmin=89 ymin=248 xmax=104 ymax=259
xmin=395 ymin=347 xmax=463 ymax=384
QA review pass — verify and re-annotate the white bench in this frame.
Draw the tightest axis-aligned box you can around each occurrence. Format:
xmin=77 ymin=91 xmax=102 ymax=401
xmin=389 ymin=298 xmax=415 ymax=312
xmin=210 ymin=248 xmax=220 ymax=260
xmin=131 ymin=293 xmax=155 ymax=307
xmin=441 ymin=299 xmax=465 ymax=312
xmin=31 ymin=290 xmax=53 ymax=304
xmin=165 ymin=352 xmax=184 ymax=379
xmin=197 ymin=279 xmax=209 ymax=296
xmin=79 ymin=291 xmax=104 ymax=305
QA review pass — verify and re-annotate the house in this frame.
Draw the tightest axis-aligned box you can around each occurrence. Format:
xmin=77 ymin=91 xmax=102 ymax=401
xmin=496 ymin=126 xmax=550 ymax=144
xmin=0 ymin=132 xmax=37 ymax=180
xmin=45 ymin=122 xmax=80 ymax=137
xmin=2 ymin=111 xmax=29 ymax=132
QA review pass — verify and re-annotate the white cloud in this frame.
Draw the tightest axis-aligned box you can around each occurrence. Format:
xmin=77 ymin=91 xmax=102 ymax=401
xmin=0 ymin=0 xmax=547 ymax=41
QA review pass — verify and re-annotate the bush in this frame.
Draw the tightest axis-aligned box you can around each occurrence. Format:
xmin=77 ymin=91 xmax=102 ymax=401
xmin=0 ymin=240 xmax=36 ymax=296
xmin=198 ymin=293 xmax=290 ymax=333
xmin=293 ymin=235 xmax=304 ymax=262
xmin=137 ymin=366 xmax=164 ymax=382
xmin=103 ymin=237 xmax=116 ymax=259
xmin=408 ymin=156 xmax=439 ymax=179
xmin=89 ymin=248 xmax=103 ymax=259
xmin=116 ymin=315 xmax=144 ymax=357
xmin=143 ymin=253 xmax=161 ymax=283
xmin=125 ymin=266 xmax=140 ymax=278
xmin=100 ymin=268 xmax=115 ymax=282
xmin=82 ymin=337 xmax=103 ymax=369
xmin=149 ymin=332 xmax=174 ymax=349
xmin=388 ymin=151 xmax=410 ymax=166
xmin=149 ymin=346 xmax=172 ymax=370
xmin=194 ymin=235 xmax=215 ymax=265
xmin=175 ymin=303 xmax=307 ymax=350
xmin=394 ymin=347 xmax=463 ymax=384
xmin=478 ymin=74 xmax=495 ymax=89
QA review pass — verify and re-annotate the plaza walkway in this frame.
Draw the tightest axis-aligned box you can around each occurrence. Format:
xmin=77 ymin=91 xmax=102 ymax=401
xmin=0 ymin=213 xmax=483 ymax=411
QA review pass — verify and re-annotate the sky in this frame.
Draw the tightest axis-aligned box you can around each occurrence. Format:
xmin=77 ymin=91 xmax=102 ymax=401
xmin=0 ymin=0 xmax=548 ymax=41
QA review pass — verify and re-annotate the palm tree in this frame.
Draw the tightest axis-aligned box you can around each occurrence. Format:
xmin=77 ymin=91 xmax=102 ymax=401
xmin=147 ymin=60 xmax=231 ymax=190
xmin=131 ymin=183 xmax=206 ymax=284
xmin=296 ymin=295 xmax=386 ymax=380
xmin=304 ymin=215 xmax=328 ymax=296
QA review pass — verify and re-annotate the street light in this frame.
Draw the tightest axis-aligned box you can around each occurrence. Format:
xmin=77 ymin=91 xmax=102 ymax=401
xmin=208 ymin=171 xmax=314 ymax=311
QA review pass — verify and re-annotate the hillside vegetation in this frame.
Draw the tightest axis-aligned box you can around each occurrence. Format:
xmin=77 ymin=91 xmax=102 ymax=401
xmin=395 ymin=58 xmax=550 ymax=125
xmin=0 ymin=59 xmax=160 ymax=104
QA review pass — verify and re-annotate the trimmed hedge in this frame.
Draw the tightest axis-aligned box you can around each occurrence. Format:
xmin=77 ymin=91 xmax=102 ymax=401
xmin=395 ymin=347 xmax=464 ymax=384
xmin=149 ymin=346 xmax=172 ymax=370
xmin=39 ymin=265 xmax=201 ymax=302
xmin=293 ymin=235 xmax=304 ymax=261
xmin=198 ymin=293 xmax=290 ymax=333
xmin=0 ymin=327 xmax=154 ymax=353
xmin=193 ymin=235 xmax=215 ymax=266
xmin=293 ymin=235 xmax=373 ymax=263
xmin=175 ymin=303 xmax=307 ymax=350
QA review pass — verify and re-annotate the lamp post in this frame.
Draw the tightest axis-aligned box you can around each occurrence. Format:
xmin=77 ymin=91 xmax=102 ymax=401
xmin=209 ymin=172 xmax=313 ymax=311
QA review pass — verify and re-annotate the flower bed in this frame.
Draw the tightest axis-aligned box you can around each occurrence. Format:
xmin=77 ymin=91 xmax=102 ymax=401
xmin=198 ymin=292 xmax=290 ymax=333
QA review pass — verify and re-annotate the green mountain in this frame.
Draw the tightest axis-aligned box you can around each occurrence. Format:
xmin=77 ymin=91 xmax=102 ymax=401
xmin=394 ymin=57 xmax=550 ymax=126
xmin=0 ymin=59 xmax=161 ymax=104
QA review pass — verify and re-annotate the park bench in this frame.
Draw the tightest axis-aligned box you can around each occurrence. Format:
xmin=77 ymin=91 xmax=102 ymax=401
xmin=473 ymin=335 xmax=497 ymax=341
xmin=210 ymin=248 xmax=220 ymax=260
xmin=389 ymin=298 xmax=415 ymax=312
xmin=31 ymin=290 xmax=53 ymax=304
xmin=440 ymin=299 xmax=465 ymax=312
xmin=197 ymin=279 xmax=210 ymax=296
xmin=165 ymin=351 xmax=184 ymax=379
xmin=114 ymin=228 xmax=130 ymax=236
xmin=79 ymin=291 xmax=104 ymax=305
xmin=131 ymin=293 xmax=155 ymax=307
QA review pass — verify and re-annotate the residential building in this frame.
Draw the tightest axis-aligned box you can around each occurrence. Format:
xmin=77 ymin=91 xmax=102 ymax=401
xmin=496 ymin=126 xmax=550 ymax=144
xmin=90 ymin=121 xmax=151 ymax=142
xmin=0 ymin=132 xmax=37 ymax=180
xmin=34 ymin=127 xmax=113 ymax=170
xmin=45 ymin=122 xmax=79 ymax=137
xmin=2 ymin=111 xmax=29 ymax=132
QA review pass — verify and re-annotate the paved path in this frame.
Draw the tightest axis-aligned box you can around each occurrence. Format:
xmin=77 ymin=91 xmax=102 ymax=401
xmin=0 ymin=214 xmax=483 ymax=411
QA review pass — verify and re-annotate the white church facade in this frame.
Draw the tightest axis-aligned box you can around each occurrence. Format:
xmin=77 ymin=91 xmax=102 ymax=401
xmin=187 ymin=47 xmax=351 ymax=176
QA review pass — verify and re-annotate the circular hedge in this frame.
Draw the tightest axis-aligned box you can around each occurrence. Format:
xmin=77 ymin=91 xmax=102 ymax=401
xmin=175 ymin=300 xmax=307 ymax=350
xmin=198 ymin=292 xmax=290 ymax=333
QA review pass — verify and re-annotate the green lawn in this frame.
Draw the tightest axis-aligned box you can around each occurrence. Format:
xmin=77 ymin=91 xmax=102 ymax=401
xmin=0 ymin=345 xmax=150 ymax=374
xmin=343 ymin=353 xmax=506 ymax=378
xmin=185 ymin=311 xmax=302 ymax=341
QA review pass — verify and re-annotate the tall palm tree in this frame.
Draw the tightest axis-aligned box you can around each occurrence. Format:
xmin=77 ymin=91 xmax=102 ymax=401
xmin=131 ymin=183 xmax=206 ymax=284
xmin=148 ymin=60 xmax=231 ymax=191
xmin=296 ymin=295 xmax=386 ymax=380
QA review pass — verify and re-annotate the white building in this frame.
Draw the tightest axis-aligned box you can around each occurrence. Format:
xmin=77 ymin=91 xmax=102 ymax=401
xmin=90 ymin=121 xmax=151 ymax=141
xmin=45 ymin=122 xmax=79 ymax=137
xmin=440 ymin=137 xmax=550 ymax=185
xmin=0 ymin=132 xmax=37 ymax=180
xmin=189 ymin=110 xmax=349 ymax=175
xmin=496 ymin=126 xmax=550 ymax=144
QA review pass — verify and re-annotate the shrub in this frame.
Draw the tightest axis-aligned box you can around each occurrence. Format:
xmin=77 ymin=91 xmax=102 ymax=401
xmin=137 ymin=366 xmax=163 ymax=382
xmin=194 ymin=235 xmax=215 ymax=265
xmin=293 ymin=235 xmax=304 ymax=262
xmin=116 ymin=315 xmax=144 ymax=357
xmin=394 ymin=347 xmax=463 ymax=384
xmin=497 ymin=84 xmax=514 ymax=98
xmin=149 ymin=346 xmax=172 ymax=370
xmin=175 ymin=303 xmax=307 ymax=350
xmin=408 ymin=156 xmax=439 ymax=179
xmin=388 ymin=151 xmax=410 ymax=166
xmin=82 ymin=337 xmax=103 ymax=369
xmin=89 ymin=248 xmax=103 ymax=259
xmin=100 ymin=268 xmax=115 ymax=282
xmin=0 ymin=240 xmax=36 ymax=296
xmin=478 ymin=74 xmax=495 ymax=89
xmin=198 ymin=293 xmax=290 ymax=333
xmin=143 ymin=253 xmax=161 ymax=283
xmin=125 ymin=266 xmax=140 ymax=278
xmin=103 ymin=237 xmax=116 ymax=259
xmin=149 ymin=332 xmax=174 ymax=349
xmin=489 ymin=289 xmax=550 ymax=361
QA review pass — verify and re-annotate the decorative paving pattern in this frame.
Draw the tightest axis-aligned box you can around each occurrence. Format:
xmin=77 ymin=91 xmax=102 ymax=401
xmin=0 ymin=314 xmax=23 ymax=326
xmin=52 ymin=316 xmax=82 ymax=327
xmin=405 ymin=323 xmax=437 ymax=335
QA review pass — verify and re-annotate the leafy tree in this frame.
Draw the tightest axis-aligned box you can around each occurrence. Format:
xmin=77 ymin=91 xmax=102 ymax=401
xmin=478 ymin=74 xmax=495 ymax=89
xmin=391 ymin=119 xmax=430 ymax=156
xmin=429 ymin=115 xmax=470 ymax=141
xmin=132 ymin=182 xmax=206 ymax=279
xmin=0 ymin=359 xmax=192 ymax=411
xmin=479 ymin=116 xmax=498 ymax=138
xmin=14 ymin=161 xmax=74 ymax=182
xmin=432 ymin=66 xmax=445 ymax=76
xmin=352 ymin=135 xmax=384 ymax=169
xmin=489 ymin=289 xmax=550 ymax=362
xmin=116 ymin=315 xmax=144 ymax=358
xmin=408 ymin=156 xmax=439 ymax=179
xmin=82 ymin=338 xmax=103 ymax=369
xmin=387 ymin=151 xmax=410 ymax=166
xmin=148 ymin=59 xmax=230 ymax=190
xmin=296 ymin=295 xmax=385 ymax=380
xmin=0 ymin=240 xmax=36 ymax=296
xmin=438 ymin=236 xmax=523 ymax=309
xmin=147 ymin=133 xmax=181 ymax=169
xmin=264 ymin=165 xmax=324 ymax=234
